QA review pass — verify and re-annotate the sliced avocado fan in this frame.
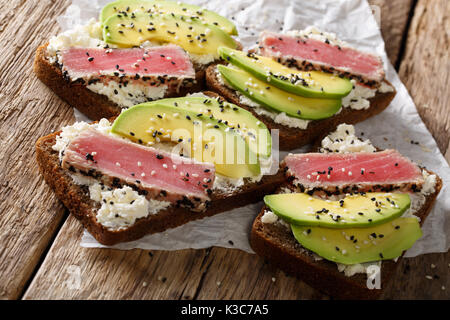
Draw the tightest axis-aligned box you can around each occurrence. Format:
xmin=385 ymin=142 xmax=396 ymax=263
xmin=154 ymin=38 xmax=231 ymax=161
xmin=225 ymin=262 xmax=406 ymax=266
xmin=100 ymin=0 xmax=238 ymax=35
xmin=111 ymin=103 xmax=261 ymax=178
xmin=103 ymin=12 xmax=237 ymax=57
xmin=219 ymin=47 xmax=352 ymax=99
xmin=217 ymin=64 xmax=342 ymax=120
xmin=138 ymin=96 xmax=272 ymax=158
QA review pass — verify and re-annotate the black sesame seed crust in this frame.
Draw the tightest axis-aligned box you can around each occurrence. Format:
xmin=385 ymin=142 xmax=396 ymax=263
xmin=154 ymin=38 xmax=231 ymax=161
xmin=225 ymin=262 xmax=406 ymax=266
xmin=61 ymin=158 xmax=212 ymax=212
xmin=270 ymin=55 xmax=382 ymax=88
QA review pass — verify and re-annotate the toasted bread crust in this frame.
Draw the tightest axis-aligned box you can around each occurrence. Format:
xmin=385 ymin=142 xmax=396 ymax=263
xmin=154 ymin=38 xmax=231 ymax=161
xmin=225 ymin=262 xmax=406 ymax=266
xmin=36 ymin=130 xmax=285 ymax=245
xmin=205 ymin=64 xmax=396 ymax=150
xmin=33 ymin=43 xmax=207 ymax=121
xmin=250 ymin=172 xmax=442 ymax=300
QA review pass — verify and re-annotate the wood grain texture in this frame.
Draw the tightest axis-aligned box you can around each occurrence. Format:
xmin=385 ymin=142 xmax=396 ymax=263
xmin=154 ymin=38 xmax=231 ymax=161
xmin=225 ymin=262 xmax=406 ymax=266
xmin=1 ymin=0 xmax=448 ymax=300
xmin=23 ymin=216 xmax=211 ymax=300
xmin=0 ymin=0 xmax=74 ymax=299
xmin=368 ymin=0 xmax=415 ymax=65
xmin=398 ymin=0 xmax=450 ymax=152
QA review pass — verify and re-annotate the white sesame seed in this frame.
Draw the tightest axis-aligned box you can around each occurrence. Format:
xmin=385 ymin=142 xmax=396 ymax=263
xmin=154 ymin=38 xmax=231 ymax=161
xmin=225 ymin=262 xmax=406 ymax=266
xmin=173 ymin=165 xmax=177 ymax=170
xmin=142 ymin=281 xmax=148 ymax=287
xmin=137 ymin=161 xmax=142 ymax=166
xmin=425 ymin=275 xmax=433 ymax=280
xmin=116 ymin=162 xmax=121 ymax=167
xmin=348 ymin=171 xmax=352 ymax=176
xmin=163 ymin=164 xmax=168 ymax=168
xmin=151 ymin=170 xmax=156 ymax=176
xmin=271 ymin=277 xmax=276 ymax=282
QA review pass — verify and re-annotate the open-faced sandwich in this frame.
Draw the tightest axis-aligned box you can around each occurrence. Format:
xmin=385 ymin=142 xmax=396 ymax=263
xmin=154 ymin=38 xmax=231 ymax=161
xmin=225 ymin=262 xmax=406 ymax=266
xmin=206 ymin=27 xmax=396 ymax=150
xmin=250 ymin=124 xmax=442 ymax=299
xmin=34 ymin=0 xmax=240 ymax=120
xmin=36 ymin=93 xmax=284 ymax=245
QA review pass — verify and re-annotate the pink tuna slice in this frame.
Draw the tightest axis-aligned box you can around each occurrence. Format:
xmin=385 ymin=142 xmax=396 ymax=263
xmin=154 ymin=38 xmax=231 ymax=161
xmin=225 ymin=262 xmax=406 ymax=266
xmin=60 ymin=45 xmax=195 ymax=80
xmin=283 ymin=150 xmax=424 ymax=192
xmin=62 ymin=129 xmax=215 ymax=205
xmin=259 ymin=31 xmax=384 ymax=85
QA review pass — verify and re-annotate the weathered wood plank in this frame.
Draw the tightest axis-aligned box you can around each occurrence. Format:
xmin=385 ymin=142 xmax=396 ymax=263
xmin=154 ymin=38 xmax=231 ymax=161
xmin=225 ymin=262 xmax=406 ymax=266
xmin=381 ymin=252 xmax=449 ymax=299
xmin=193 ymin=248 xmax=329 ymax=300
xmin=368 ymin=0 xmax=414 ymax=66
xmin=0 ymin=0 xmax=74 ymax=299
xmin=398 ymin=0 xmax=450 ymax=152
xmin=23 ymin=216 xmax=210 ymax=300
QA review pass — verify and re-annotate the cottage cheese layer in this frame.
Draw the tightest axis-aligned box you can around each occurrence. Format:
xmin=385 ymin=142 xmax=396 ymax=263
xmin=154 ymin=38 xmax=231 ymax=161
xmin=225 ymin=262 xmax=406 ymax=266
xmin=286 ymin=27 xmax=348 ymax=48
xmin=86 ymin=80 xmax=168 ymax=108
xmin=46 ymin=19 xmax=107 ymax=62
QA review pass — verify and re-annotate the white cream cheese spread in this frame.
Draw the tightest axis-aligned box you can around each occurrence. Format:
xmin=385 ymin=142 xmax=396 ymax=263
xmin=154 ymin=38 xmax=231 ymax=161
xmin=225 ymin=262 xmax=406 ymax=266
xmin=86 ymin=80 xmax=168 ymax=108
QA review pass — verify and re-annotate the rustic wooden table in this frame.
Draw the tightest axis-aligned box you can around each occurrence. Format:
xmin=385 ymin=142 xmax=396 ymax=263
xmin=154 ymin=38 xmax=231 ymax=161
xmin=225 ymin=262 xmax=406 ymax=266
xmin=0 ymin=0 xmax=448 ymax=300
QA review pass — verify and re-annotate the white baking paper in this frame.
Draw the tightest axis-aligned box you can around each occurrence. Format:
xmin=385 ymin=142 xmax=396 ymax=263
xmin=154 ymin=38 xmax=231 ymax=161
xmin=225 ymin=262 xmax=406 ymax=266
xmin=58 ymin=0 xmax=449 ymax=257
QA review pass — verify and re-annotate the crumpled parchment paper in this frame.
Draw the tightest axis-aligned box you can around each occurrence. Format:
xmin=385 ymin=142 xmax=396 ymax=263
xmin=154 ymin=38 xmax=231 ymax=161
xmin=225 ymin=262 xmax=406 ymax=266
xmin=59 ymin=0 xmax=449 ymax=257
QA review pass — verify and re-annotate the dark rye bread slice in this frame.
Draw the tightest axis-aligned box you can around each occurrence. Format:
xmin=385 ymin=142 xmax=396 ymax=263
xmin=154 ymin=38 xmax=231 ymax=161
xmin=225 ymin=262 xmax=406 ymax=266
xmin=205 ymin=64 xmax=396 ymax=150
xmin=250 ymin=172 xmax=442 ymax=300
xmin=36 ymin=129 xmax=284 ymax=245
xmin=33 ymin=43 xmax=206 ymax=121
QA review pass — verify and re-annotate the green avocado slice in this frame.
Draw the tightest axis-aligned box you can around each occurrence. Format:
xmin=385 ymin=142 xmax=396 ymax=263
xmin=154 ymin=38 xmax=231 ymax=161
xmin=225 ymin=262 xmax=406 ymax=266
xmin=138 ymin=96 xmax=272 ymax=158
xmin=217 ymin=65 xmax=342 ymax=120
xmin=103 ymin=12 xmax=237 ymax=56
xmin=218 ymin=47 xmax=352 ymax=98
xmin=264 ymin=192 xmax=411 ymax=228
xmin=111 ymin=103 xmax=260 ymax=178
xmin=100 ymin=0 xmax=238 ymax=35
xmin=291 ymin=217 xmax=422 ymax=264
